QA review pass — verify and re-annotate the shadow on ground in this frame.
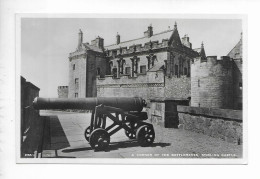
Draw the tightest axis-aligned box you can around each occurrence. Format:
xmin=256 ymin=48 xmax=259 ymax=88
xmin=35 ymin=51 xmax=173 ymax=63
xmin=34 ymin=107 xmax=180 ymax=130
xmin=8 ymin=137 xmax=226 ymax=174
xmin=42 ymin=115 xmax=70 ymax=150
xmin=62 ymin=140 xmax=171 ymax=153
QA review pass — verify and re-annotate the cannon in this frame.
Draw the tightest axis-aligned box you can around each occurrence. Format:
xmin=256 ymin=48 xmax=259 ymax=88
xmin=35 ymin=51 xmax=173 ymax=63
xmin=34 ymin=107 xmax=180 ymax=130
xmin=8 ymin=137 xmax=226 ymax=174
xmin=33 ymin=97 xmax=155 ymax=151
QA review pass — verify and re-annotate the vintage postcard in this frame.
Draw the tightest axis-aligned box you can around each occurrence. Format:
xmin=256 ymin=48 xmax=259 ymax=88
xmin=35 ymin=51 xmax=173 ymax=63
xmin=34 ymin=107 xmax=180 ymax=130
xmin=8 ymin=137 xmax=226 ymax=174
xmin=16 ymin=14 xmax=247 ymax=164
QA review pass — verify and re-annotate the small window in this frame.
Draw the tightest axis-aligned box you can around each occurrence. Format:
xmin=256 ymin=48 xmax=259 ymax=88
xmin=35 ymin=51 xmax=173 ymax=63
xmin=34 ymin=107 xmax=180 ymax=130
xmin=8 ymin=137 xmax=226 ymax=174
xmin=184 ymin=67 xmax=187 ymax=75
xmin=125 ymin=67 xmax=131 ymax=75
xmin=75 ymin=93 xmax=78 ymax=98
xmin=73 ymin=64 xmax=75 ymax=70
xmin=75 ymin=78 xmax=79 ymax=89
xmin=198 ymin=79 xmax=200 ymax=87
xmin=97 ymin=68 xmax=100 ymax=76
xmin=239 ymin=82 xmax=242 ymax=90
xmin=140 ymin=65 xmax=146 ymax=74
xmin=175 ymin=65 xmax=178 ymax=76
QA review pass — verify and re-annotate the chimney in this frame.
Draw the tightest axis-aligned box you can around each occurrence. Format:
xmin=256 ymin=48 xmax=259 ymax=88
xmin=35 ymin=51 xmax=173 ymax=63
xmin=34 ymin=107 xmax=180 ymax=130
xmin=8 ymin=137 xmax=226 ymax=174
xmin=116 ymin=32 xmax=120 ymax=45
xmin=91 ymin=36 xmax=104 ymax=49
xmin=78 ymin=29 xmax=83 ymax=49
xmin=181 ymin=34 xmax=192 ymax=48
xmin=144 ymin=24 xmax=153 ymax=38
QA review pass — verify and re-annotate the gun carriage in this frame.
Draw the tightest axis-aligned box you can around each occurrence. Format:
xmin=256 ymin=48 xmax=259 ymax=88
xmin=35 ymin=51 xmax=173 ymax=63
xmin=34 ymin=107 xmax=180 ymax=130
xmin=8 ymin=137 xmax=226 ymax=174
xmin=33 ymin=97 xmax=155 ymax=151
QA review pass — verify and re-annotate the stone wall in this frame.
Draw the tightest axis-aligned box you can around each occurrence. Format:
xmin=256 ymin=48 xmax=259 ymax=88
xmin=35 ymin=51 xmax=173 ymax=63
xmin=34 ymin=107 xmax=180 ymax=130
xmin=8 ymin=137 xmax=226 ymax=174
xmin=191 ymin=56 xmax=234 ymax=109
xmin=68 ymin=53 xmax=87 ymax=98
xmin=165 ymin=76 xmax=190 ymax=99
xmin=57 ymin=86 xmax=68 ymax=98
xmin=21 ymin=76 xmax=44 ymax=157
xmin=97 ymin=70 xmax=165 ymax=101
xmin=177 ymin=105 xmax=242 ymax=144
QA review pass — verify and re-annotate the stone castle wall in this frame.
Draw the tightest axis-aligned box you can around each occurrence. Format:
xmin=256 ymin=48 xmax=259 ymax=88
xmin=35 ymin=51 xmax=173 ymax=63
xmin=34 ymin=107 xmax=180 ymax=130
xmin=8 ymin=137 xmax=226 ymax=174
xmin=177 ymin=105 xmax=242 ymax=144
xmin=97 ymin=70 xmax=165 ymax=101
xmin=58 ymin=86 xmax=68 ymax=98
xmin=191 ymin=56 xmax=234 ymax=109
xmin=69 ymin=53 xmax=87 ymax=98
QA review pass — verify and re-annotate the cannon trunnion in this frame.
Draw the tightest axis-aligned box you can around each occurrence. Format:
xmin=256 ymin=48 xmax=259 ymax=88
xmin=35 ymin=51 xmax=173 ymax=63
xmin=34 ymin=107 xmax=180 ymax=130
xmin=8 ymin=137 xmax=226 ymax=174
xmin=33 ymin=97 xmax=155 ymax=151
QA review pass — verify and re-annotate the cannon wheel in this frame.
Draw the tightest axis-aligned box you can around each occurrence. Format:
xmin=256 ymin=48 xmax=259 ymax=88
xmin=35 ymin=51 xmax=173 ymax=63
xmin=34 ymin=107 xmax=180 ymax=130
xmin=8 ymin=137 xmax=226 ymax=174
xmin=84 ymin=126 xmax=91 ymax=142
xmin=89 ymin=128 xmax=110 ymax=151
xmin=136 ymin=125 xmax=155 ymax=146
xmin=124 ymin=122 xmax=139 ymax=139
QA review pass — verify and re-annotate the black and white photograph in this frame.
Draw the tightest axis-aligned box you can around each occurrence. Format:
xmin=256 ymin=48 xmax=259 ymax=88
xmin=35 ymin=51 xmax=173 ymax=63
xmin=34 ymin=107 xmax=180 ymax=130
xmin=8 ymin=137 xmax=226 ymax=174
xmin=18 ymin=16 xmax=245 ymax=162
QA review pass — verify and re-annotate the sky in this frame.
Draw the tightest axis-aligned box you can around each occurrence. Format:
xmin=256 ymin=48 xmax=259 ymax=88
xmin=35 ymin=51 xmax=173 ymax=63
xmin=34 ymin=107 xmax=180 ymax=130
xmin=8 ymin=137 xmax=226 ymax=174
xmin=21 ymin=18 xmax=242 ymax=97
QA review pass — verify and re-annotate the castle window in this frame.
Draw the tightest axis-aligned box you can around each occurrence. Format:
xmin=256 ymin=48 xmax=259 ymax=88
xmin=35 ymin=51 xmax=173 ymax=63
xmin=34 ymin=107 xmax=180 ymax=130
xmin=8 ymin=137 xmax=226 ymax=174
xmin=75 ymin=78 xmax=79 ymax=89
xmin=73 ymin=64 xmax=75 ymax=70
xmin=125 ymin=67 xmax=131 ymax=75
xmin=75 ymin=93 xmax=78 ymax=98
xmin=175 ymin=65 xmax=179 ymax=77
xmin=198 ymin=79 xmax=200 ymax=87
xmin=239 ymin=82 xmax=242 ymax=90
xmin=140 ymin=65 xmax=146 ymax=74
xmin=97 ymin=68 xmax=100 ymax=76
xmin=184 ymin=67 xmax=187 ymax=75
xmin=112 ymin=68 xmax=117 ymax=78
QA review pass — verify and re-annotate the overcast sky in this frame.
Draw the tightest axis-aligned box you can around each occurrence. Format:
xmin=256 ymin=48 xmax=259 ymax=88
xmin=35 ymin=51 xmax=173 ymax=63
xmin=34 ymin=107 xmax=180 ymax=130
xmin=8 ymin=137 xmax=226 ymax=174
xmin=21 ymin=18 xmax=242 ymax=97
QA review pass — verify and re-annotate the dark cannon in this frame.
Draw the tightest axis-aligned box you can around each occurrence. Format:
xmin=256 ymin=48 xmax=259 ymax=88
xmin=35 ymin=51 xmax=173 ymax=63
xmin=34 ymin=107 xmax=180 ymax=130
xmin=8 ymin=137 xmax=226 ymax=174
xmin=33 ymin=97 xmax=155 ymax=151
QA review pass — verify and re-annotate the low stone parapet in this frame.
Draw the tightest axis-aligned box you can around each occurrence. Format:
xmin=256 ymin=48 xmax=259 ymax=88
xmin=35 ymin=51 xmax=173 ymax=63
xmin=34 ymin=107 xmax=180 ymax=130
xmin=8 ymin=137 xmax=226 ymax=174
xmin=177 ymin=106 xmax=242 ymax=144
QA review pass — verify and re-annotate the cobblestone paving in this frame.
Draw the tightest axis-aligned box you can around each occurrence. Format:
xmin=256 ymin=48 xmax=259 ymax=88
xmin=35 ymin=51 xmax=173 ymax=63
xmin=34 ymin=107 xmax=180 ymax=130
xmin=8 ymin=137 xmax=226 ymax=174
xmin=40 ymin=110 xmax=242 ymax=159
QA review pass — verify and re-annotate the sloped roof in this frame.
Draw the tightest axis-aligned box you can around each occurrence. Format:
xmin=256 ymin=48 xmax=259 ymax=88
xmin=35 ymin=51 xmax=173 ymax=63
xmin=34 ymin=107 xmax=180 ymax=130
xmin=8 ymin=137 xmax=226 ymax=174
xmin=168 ymin=26 xmax=182 ymax=47
xmin=105 ymin=30 xmax=173 ymax=50
xmin=227 ymin=38 xmax=242 ymax=59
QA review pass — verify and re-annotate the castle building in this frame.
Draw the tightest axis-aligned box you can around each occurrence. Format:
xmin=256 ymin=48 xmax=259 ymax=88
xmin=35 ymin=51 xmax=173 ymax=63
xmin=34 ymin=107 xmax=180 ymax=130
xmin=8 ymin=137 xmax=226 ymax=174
xmin=58 ymin=22 xmax=242 ymax=110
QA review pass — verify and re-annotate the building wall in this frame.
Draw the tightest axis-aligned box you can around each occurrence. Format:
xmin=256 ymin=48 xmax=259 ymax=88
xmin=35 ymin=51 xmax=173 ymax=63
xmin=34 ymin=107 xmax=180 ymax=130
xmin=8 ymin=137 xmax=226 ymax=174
xmin=165 ymin=76 xmax=190 ymax=99
xmin=233 ymin=60 xmax=243 ymax=110
xmin=177 ymin=105 xmax=242 ymax=144
xmin=191 ymin=56 xmax=234 ymax=109
xmin=69 ymin=55 xmax=87 ymax=98
xmin=109 ymin=51 xmax=167 ymax=77
xmin=57 ymin=86 xmax=68 ymax=98
xmin=21 ymin=76 xmax=45 ymax=157
xmin=97 ymin=70 xmax=165 ymax=101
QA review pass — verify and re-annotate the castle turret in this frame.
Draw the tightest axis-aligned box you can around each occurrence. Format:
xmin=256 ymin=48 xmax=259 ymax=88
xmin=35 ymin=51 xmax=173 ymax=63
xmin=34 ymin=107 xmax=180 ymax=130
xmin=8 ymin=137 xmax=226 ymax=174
xmin=191 ymin=56 xmax=234 ymax=109
xmin=78 ymin=29 xmax=83 ymax=50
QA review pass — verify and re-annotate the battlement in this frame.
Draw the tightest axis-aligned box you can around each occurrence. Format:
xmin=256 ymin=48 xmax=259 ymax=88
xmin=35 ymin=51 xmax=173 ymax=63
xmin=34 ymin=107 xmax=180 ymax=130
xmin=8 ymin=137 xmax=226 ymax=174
xmin=193 ymin=55 xmax=233 ymax=68
xmin=58 ymin=86 xmax=68 ymax=89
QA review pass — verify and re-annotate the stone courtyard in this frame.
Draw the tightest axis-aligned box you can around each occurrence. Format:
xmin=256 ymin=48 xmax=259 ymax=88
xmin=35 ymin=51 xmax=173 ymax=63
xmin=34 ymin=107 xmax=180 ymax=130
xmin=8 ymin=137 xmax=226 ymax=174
xmin=39 ymin=110 xmax=242 ymax=158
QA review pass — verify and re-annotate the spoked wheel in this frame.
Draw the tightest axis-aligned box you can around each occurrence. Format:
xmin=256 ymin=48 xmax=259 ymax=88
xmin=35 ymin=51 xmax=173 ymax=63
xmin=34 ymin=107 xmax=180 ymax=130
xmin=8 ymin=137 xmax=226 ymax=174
xmin=124 ymin=122 xmax=138 ymax=139
xmin=84 ymin=126 xmax=91 ymax=142
xmin=89 ymin=128 xmax=110 ymax=151
xmin=136 ymin=125 xmax=155 ymax=146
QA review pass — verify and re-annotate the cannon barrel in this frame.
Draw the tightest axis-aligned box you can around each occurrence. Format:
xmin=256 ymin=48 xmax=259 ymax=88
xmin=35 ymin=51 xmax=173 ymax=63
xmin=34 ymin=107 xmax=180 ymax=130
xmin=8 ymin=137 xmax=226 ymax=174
xmin=33 ymin=97 xmax=146 ymax=112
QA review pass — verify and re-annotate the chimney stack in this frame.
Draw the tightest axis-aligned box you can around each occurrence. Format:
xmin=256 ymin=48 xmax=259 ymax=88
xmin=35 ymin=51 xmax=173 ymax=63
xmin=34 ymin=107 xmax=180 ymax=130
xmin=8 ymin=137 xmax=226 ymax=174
xmin=116 ymin=32 xmax=120 ymax=45
xmin=91 ymin=36 xmax=104 ymax=49
xmin=78 ymin=29 xmax=83 ymax=50
xmin=144 ymin=24 xmax=153 ymax=38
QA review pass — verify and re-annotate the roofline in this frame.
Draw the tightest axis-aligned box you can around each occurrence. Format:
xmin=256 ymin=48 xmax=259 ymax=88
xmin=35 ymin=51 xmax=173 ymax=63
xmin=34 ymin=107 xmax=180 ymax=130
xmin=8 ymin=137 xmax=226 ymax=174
xmin=105 ymin=29 xmax=173 ymax=48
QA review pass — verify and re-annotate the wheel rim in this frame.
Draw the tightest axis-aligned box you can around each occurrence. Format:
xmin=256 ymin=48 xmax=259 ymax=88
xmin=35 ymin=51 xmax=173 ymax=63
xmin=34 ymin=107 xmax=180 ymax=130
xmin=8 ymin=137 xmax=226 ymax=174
xmin=125 ymin=122 xmax=137 ymax=139
xmin=89 ymin=128 xmax=110 ymax=150
xmin=136 ymin=125 xmax=155 ymax=146
xmin=84 ymin=126 xmax=91 ymax=141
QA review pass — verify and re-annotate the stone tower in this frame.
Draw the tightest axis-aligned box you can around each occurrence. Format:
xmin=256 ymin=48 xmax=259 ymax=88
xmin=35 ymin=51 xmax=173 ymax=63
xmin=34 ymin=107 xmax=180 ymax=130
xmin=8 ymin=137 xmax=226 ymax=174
xmin=191 ymin=56 xmax=234 ymax=109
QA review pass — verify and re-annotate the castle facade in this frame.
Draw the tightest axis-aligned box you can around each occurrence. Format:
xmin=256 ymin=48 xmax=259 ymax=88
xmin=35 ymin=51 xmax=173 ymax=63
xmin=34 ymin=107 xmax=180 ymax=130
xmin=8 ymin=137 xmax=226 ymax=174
xmin=59 ymin=22 xmax=243 ymax=110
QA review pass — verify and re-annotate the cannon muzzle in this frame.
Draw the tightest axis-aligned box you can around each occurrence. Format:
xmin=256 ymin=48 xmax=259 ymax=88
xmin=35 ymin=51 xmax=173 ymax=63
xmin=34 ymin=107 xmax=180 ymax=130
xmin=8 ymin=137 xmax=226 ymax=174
xmin=33 ymin=97 xmax=146 ymax=112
